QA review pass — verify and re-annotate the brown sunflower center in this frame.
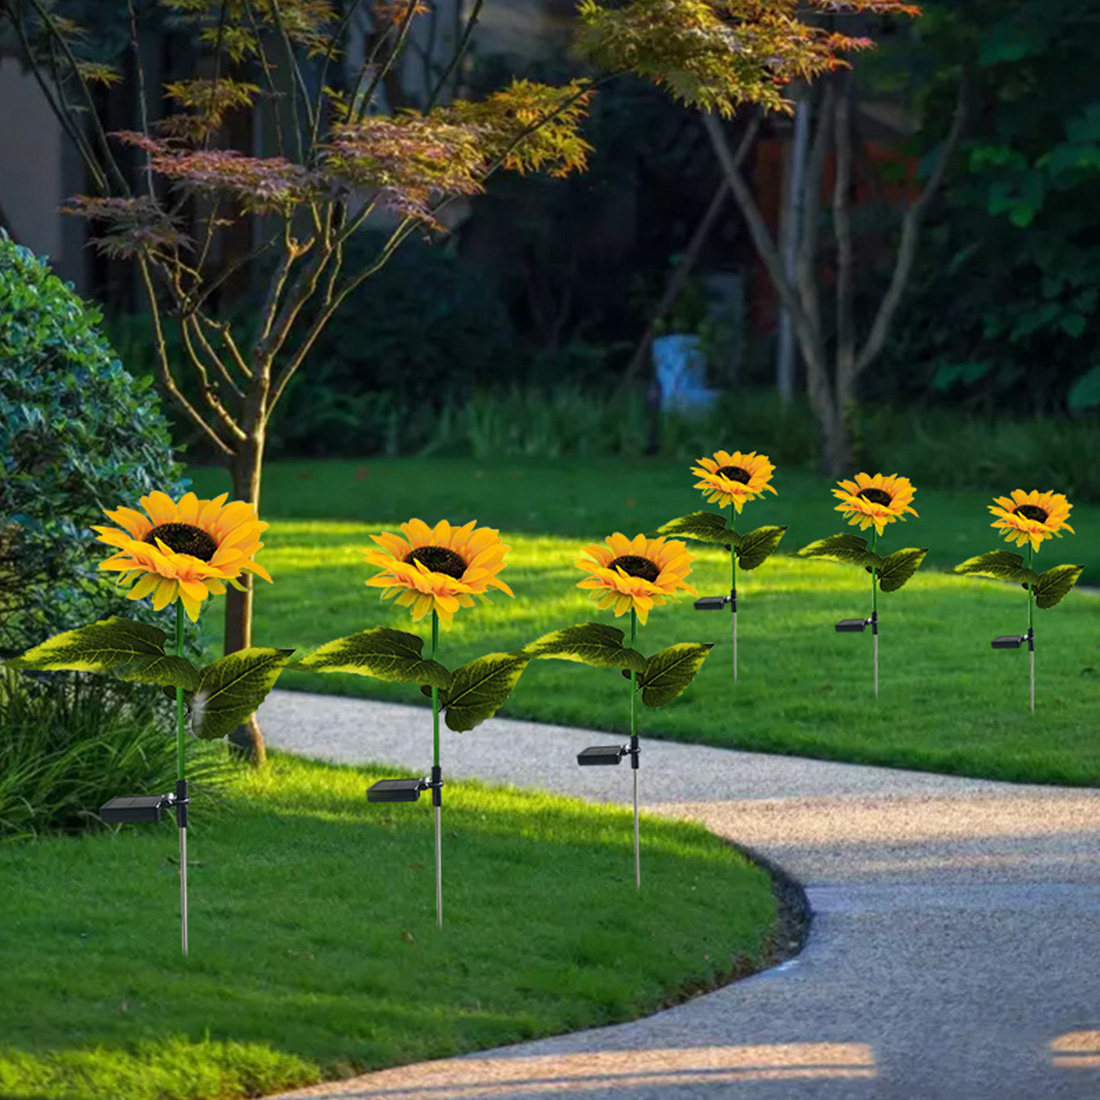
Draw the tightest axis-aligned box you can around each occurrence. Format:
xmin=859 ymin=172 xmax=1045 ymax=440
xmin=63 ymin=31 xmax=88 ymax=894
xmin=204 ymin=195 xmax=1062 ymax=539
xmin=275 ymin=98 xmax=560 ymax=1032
xmin=608 ymin=555 xmax=660 ymax=582
xmin=716 ymin=465 xmax=752 ymax=485
xmin=857 ymin=488 xmax=893 ymax=507
xmin=405 ymin=545 xmax=467 ymax=579
xmin=145 ymin=522 xmax=218 ymax=561
xmin=1013 ymin=504 xmax=1049 ymax=524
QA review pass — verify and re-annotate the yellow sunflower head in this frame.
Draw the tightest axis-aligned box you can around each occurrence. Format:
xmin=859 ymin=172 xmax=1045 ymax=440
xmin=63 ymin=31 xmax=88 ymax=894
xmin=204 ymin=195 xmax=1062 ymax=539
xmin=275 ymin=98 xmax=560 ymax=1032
xmin=691 ymin=450 xmax=777 ymax=513
xmin=575 ymin=532 xmax=697 ymax=626
xmin=363 ymin=519 xmax=513 ymax=630
xmin=92 ymin=490 xmax=271 ymax=622
xmin=832 ymin=472 xmax=918 ymax=536
xmin=989 ymin=489 xmax=1074 ymax=553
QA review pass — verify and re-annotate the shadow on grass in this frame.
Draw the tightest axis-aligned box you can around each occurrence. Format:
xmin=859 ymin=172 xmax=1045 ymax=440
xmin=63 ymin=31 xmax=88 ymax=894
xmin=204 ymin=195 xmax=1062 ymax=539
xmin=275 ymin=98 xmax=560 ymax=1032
xmin=0 ymin=755 xmax=778 ymax=1100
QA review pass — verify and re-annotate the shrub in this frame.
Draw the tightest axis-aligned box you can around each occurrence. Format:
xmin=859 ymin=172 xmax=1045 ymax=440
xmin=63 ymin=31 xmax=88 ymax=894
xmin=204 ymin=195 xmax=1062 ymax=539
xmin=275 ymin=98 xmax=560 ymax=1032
xmin=0 ymin=230 xmax=184 ymax=656
xmin=0 ymin=668 xmax=227 ymax=840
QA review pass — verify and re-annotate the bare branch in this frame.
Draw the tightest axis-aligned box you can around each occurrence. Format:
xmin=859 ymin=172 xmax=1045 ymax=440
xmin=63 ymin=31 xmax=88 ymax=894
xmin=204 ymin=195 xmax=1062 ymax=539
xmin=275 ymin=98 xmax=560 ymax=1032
xmin=198 ymin=314 xmax=253 ymax=380
xmin=137 ymin=257 xmax=234 ymax=457
xmin=617 ymin=113 xmax=760 ymax=391
xmin=855 ymin=76 xmax=967 ymax=375
xmin=795 ymin=81 xmax=834 ymax=353
xmin=353 ymin=0 xmax=421 ymax=118
xmin=310 ymin=0 xmax=369 ymax=148
xmin=175 ymin=300 xmax=247 ymax=442
xmin=426 ymin=0 xmax=485 ymax=110
xmin=703 ymin=111 xmax=819 ymax=346
xmin=270 ymin=0 xmax=316 ymax=160
xmin=834 ymin=76 xmax=856 ymax=388
xmin=187 ymin=313 xmax=245 ymax=399
xmin=10 ymin=14 xmax=107 ymax=192
xmin=127 ymin=1 xmax=156 ymax=199
xmin=245 ymin=5 xmax=288 ymax=159
xmin=27 ymin=0 xmax=128 ymax=194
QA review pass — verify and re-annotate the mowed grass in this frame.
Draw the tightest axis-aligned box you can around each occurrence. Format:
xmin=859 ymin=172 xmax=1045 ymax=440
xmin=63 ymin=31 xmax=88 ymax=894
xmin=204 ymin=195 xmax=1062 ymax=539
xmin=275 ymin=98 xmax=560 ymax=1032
xmin=0 ymin=754 xmax=776 ymax=1100
xmin=191 ymin=459 xmax=1100 ymax=786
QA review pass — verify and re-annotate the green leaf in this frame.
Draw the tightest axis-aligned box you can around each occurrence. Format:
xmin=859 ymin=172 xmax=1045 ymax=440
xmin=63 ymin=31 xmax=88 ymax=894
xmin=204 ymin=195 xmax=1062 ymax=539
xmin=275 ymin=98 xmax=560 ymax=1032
xmin=953 ymin=550 xmax=1039 ymax=585
xmin=877 ymin=548 xmax=929 ymax=594
xmin=192 ymin=648 xmax=295 ymax=741
xmin=1068 ymin=365 xmax=1100 ymax=411
xmin=443 ymin=653 xmax=529 ymax=733
xmin=796 ymin=534 xmax=883 ymax=569
xmin=521 ymin=622 xmax=647 ymax=672
xmin=639 ymin=643 xmax=713 ymax=708
xmin=735 ymin=525 xmax=787 ymax=571
xmin=4 ymin=616 xmax=200 ymax=690
xmin=648 ymin=511 xmax=737 ymax=549
xmin=1034 ymin=564 xmax=1084 ymax=610
xmin=297 ymin=628 xmax=451 ymax=689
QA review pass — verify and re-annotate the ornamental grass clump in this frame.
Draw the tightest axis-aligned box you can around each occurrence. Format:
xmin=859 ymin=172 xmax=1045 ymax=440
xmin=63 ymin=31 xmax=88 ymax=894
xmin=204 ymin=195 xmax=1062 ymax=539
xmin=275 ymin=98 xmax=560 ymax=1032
xmin=649 ymin=449 xmax=788 ymax=682
xmin=798 ymin=472 xmax=928 ymax=698
xmin=953 ymin=489 xmax=1083 ymax=713
xmin=297 ymin=519 xmax=525 ymax=928
xmin=5 ymin=490 xmax=293 ymax=955
xmin=519 ymin=532 xmax=712 ymax=891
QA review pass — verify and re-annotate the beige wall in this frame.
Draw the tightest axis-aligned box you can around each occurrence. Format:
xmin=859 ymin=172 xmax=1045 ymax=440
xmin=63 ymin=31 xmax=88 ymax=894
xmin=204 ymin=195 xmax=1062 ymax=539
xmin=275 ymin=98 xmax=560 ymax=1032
xmin=0 ymin=57 xmax=65 ymax=264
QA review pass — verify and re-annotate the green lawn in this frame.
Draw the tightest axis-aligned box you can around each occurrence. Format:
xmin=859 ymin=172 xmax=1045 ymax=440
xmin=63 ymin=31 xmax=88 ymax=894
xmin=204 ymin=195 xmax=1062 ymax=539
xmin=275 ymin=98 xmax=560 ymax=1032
xmin=0 ymin=754 xmax=775 ymax=1100
xmin=191 ymin=458 xmax=1100 ymax=786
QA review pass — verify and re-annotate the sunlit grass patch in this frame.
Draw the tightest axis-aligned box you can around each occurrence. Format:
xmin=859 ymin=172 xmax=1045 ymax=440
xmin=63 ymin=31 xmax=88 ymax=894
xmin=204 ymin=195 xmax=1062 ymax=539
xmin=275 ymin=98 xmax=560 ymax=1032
xmin=188 ymin=476 xmax=1100 ymax=786
xmin=0 ymin=754 xmax=776 ymax=1100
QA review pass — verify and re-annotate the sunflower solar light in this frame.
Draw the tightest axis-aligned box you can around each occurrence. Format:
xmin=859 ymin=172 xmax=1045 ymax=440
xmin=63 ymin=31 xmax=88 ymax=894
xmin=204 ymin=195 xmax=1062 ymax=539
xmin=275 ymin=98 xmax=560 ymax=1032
xmin=953 ymin=490 xmax=1082 ymax=713
xmin=4 ymin=491 xmax=292 ymax=956
xmin=519 ymin=534 xmax=711 ymax=890
xmin=797 ymin=474 xmax=928 ymax=698
xmin=295 ymin=519 xmax=524 ymax=929
xmin=649 ymin=450 xmax=786 ymax=683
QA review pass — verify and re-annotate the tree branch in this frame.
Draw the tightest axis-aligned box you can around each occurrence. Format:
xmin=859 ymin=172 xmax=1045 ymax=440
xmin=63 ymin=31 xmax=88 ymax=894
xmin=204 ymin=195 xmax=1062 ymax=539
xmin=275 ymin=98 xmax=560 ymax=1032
xmin=703 ymin=111 xmax=819 ymax=347
xmin=617 ymin=114 xmax=759 ymax=391
xmin=834 ymin=76 xmax=856 ymax=391
xmin=855 ymin=76 xmax=967 ymax=376
xmin=425 ymin=0 xmax=485 ymax=110
xmin=137 ymin=257 xmax=234 ymax=457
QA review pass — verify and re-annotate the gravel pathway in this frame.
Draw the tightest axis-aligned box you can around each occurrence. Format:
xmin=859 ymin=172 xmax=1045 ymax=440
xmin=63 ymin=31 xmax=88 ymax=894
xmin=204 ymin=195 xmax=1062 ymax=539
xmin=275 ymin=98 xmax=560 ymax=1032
xmin=257 ymin=689 xmax=1100 ymax=1100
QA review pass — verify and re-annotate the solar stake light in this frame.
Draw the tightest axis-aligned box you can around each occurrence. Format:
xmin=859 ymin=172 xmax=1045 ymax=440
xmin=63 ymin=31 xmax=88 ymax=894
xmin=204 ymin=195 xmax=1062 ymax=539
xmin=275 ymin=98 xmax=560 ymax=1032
xmin=835 ymin=617 xmax=873 ymax=633
xmin=954 ymin=489 xmax=1083 ymax=715
xmin=101 ymin=786 xmax=188 ymax=824
xmin=798 ymin=496 xmax=928 ymax=699
xmin=989 ymin=627 xmax=1037 ymax=711
xmin=577 ymin=744 xmax=630 ymax=766
xmin=367 ymin=766 xmax=445 ymax=920
xmin=300 ymin=558 xmax=531 ymax=932
xmin=99 ymin=777 xmax=191 ymax=952
xmin=367 ymin=776 xmax=436 ymax=802
xmin=577 ymin=736 xmax=642 ymax=886
xmin=694 ymin=593 xmax=733 ymax=612
xmin=651 ymin=450 xmax=787 ymax=687
xmin=524 ymin=614 xmax=710 ymax=894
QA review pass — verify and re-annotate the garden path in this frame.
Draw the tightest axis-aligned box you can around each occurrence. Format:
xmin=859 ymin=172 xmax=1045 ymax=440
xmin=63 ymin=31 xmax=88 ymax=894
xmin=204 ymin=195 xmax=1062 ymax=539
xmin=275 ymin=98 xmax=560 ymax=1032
xmin=258 ymin=689 xmax=1100 ymax=1100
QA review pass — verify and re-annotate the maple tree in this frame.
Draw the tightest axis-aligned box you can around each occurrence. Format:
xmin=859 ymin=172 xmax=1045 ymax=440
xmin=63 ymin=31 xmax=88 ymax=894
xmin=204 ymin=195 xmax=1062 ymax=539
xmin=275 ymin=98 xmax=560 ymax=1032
xmin=0 ymin=0 xmax=918 ymax=760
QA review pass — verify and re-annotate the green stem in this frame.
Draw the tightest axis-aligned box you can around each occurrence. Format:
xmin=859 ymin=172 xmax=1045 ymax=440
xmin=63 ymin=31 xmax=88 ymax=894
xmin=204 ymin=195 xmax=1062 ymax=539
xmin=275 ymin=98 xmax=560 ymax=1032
xmin=629 ymin=609 xmax=638 ymax=740
xmin=1027 ymin=545 xmax=1034 ymax=633
xmin=175 ymin=601 xmax=185 ymax=784
xmin=730 ymin=514 xmax=737 ymax=594
xmin=871 ymin=530 xmax=879 ymax=618
xmin=431 ymin=611 xmax=440 ymax=769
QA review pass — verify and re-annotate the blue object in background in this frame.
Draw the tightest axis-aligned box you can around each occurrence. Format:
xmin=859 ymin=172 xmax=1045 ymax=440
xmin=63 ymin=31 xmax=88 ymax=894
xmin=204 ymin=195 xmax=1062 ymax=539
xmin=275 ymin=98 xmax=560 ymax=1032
xmin=652 ymin=334 xmax=720 ymax=413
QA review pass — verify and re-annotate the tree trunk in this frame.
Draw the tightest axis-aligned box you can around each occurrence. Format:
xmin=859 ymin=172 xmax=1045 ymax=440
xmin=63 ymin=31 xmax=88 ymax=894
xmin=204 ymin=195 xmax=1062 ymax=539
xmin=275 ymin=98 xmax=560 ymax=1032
xmin=820 ymin=404 xmax=852 ymax=477
xmin=225 ymin=429 xmax=267 ymax=764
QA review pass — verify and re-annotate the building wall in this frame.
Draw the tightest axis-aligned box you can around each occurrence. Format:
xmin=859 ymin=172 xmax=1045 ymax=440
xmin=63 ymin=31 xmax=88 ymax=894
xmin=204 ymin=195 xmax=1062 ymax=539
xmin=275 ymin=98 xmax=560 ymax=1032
xmin=0 ymin=57 xmax=70 ymax=276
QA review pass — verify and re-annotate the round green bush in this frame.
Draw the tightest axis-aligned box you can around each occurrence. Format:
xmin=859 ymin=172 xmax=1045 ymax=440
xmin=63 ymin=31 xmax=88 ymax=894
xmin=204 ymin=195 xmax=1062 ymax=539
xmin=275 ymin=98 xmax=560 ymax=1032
xmin=0 ymin=230 xmax=184 ymax=655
